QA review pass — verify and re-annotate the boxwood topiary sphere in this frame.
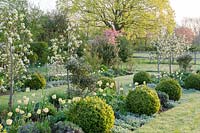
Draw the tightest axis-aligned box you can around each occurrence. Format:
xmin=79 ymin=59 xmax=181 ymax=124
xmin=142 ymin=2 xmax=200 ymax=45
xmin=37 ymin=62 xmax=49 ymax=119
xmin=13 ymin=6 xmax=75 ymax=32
xmin=184 ymin=73 xmax=200 ymax=90
xmin=25 ymin=73 xmax=46 ymax=90
xmin=133 ymin=71 xmax=151 ymax=85
xmin=126 ymin=85 xmax=160 ymax=115
xmin=155 ymin=78 xmax=182 ymax=101
xmin=67 ymin=96 xmax=115 ymax=133
xmin=97 ymin=77 xmax=116 ymax=90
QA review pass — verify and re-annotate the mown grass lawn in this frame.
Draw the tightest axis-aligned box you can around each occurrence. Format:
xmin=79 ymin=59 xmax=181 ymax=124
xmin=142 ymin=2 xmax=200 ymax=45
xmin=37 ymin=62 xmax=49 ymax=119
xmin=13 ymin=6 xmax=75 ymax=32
xmin=0 ymin=86 xmax=67 ymax=111
xmin=134 ymin=89 xmax=200 ymax=133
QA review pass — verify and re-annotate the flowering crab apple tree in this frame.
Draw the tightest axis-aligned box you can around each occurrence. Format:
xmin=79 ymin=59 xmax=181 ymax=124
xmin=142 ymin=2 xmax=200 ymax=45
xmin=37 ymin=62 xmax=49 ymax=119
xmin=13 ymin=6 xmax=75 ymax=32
xmin=90 ymin=29 xmax=121 ymax=66
xmin=48 ymin=35 xmax=68 ymax=78
xmin=0 ymin=2 xmax=33 ymax=109
xmin=104 ymin=29 xmax=120 ymax=45
xmin=48 ymin=23 xmax=82 ymax=95
xmin=152 ymin=33 xmax=191 ymax=77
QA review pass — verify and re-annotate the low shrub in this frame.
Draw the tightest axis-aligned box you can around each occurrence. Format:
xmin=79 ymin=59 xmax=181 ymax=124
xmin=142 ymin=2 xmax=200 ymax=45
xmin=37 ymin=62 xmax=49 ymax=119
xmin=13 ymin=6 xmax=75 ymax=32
xmin=156 ymin=91 xmax=169 ymax=108
xmin=97 ymin=77 xmax=116 ymax=90
xmin=35 ymin=120 xmax=51 ymax=133
xmin=100 ymin=68 xmax=133 ymax=78
xmin=18 ymin=123 xmax=39 ymax=133
xmin=155 ymin=78 xmax=182 ymax=101
xmin=176 ymin=54 xmax=192 ymax=71
xmin=113 ymin=113 xmax=153 ymax=132
xmin=25 ymin=73 xmax=46 ymax=90
xmin=184 ymin=74 xmax=200 ymax=90
xmin=133 ymin=71 xmax=151 ymax=85
xmin=51 ymin=121 xmax=84 ymax=133
xmin=18 ymin=121 xmax=51 ymax=133
xmin=67 ymin=96 xmax=115 ymax=133
xmin=49 ymin=110 xmax=68 ymax=126
xmin=197 ymin=70 xmax=200 ymax=74
xmin=126 ymin=85 xmax=160 ymax=115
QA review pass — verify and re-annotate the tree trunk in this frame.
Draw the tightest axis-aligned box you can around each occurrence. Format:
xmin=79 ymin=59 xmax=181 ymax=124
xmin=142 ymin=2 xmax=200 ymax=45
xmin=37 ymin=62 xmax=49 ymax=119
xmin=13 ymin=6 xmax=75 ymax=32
xmin=8 ymin=44 xmax=14 ymax=110
xmin=67 ymin=69 xmax=70 ymax=97
xmin=169 ymin=52 xmax=172 ymax=74
xmin=157 ymin=54 xmax=161 ymax=79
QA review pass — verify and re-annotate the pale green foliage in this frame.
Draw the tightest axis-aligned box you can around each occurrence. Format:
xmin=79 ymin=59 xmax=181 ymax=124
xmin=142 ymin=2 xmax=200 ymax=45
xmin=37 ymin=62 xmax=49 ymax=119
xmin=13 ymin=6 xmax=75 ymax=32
xmin=57 ymin=0 xmax=175 ymax=38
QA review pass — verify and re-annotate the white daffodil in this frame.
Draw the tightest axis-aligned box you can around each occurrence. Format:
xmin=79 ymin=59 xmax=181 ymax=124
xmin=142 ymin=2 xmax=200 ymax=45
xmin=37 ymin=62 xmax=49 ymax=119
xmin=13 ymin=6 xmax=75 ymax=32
xmin=43 ymin=108 xmax=49 ymax=113
xmin=97 ymin=80 xmax=103 ymax=86
xmin=98 ymin=88 xmax=103 ymax=93
xmin=119 ymin=88 xmax=124 ymax=91
xmin=19 ymin=110 xmax=25 ymax=115
xmin=7 ymin=112 xmax=13 ymax=117
xmin=135 ymin=82 xmax=139 ymax=86
xmin=52 ymin=94 xmax=56 ymax=100
xmin=27 ymin=113 xmax=32 ymax=118
xmin=6 ymin=119 xmax=12 ymax=126
xmin=102 ymin=93 xmax=106 ymax=96
xmin=37 ymin=109 xmax=41 ymax=115
xmin=15 ymin=108 xmax=20 ymax=113
xmin=0 ymin=124 xmax=3 ymax=130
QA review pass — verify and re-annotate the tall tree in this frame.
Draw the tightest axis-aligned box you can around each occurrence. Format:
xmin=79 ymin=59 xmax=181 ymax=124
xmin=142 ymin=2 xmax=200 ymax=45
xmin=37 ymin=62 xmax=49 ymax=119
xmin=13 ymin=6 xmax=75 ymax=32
xmin=0 ymin=0 xmax=32 ymax=109
xmin=153 ymin=33 xmax=191 ymax=75
xmin=57 ymin=0 xmax=175 ymax=38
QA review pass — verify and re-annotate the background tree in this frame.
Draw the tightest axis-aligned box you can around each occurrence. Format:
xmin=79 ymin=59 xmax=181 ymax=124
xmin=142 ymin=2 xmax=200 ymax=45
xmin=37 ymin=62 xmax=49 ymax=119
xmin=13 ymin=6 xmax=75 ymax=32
xmin=57 ymin=0 xmax=175 ymax=39
xmin=181 ymin=18 xmax=200 ymax=52
xmin=153 ymin=33 xmax=191 ymax=76
xmin=175 ymin=27 xmax=195 ymax=44
xmin=182 ymin=17 xmax=200 ymax=36
xmin=118 ymin=36 xmax=131 ymax=62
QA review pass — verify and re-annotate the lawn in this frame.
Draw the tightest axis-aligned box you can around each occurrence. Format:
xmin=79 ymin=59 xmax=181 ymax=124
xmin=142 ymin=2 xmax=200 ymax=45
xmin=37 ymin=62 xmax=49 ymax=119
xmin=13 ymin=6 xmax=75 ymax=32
xmin=116 ymin=75 xmax=200 ymax=132
xmin=134 ymin=89 xmax=200 ymax=133
xmin=0 ymin=86 xmax=67 ymax=111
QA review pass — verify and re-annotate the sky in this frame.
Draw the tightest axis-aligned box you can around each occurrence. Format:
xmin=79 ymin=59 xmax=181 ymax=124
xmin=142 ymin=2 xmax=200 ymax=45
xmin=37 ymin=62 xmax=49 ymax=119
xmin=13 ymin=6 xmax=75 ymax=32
xmin=29 ymin=0 xmax=200 ymax=24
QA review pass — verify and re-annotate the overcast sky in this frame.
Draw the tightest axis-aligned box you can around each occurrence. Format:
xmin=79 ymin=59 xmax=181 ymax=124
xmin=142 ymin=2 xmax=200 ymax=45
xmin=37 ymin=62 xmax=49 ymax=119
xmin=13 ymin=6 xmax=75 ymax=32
xmin=29 ymin=0 xmax=200 ymax=24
